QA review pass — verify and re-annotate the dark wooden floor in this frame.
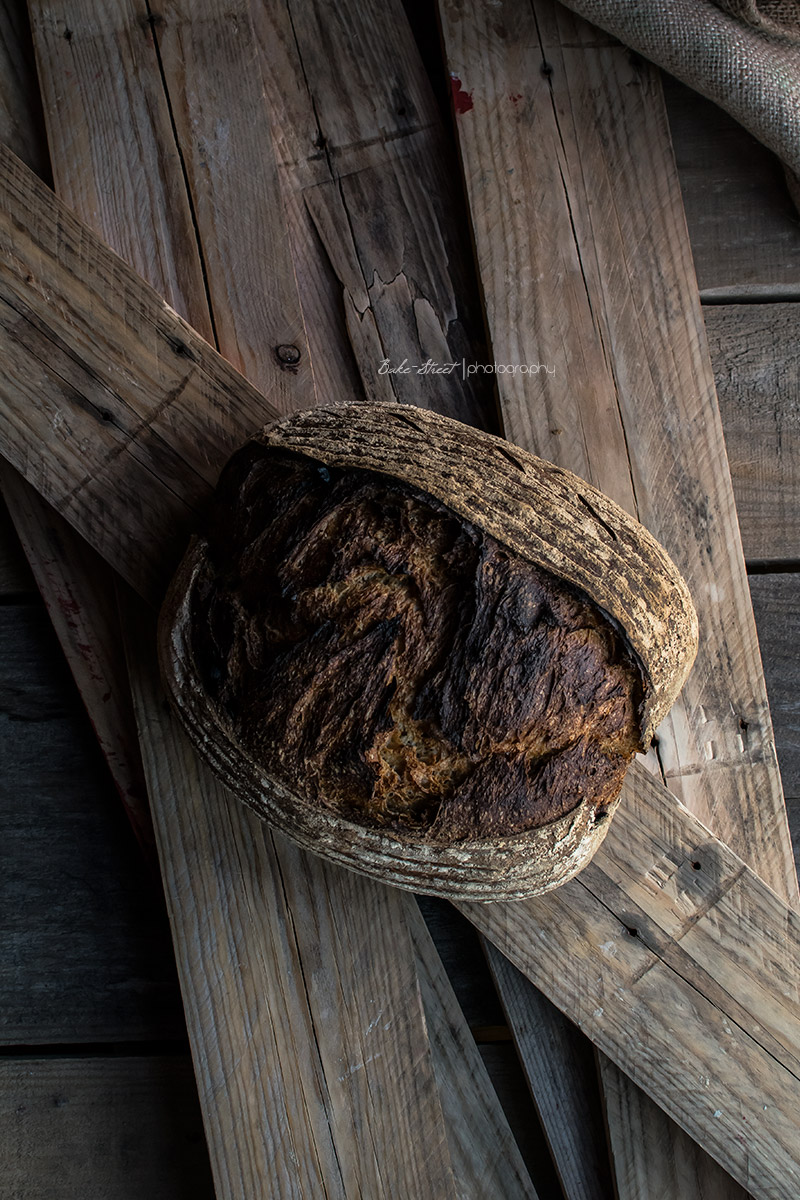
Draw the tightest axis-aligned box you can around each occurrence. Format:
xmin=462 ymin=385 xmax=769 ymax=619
xmin=2 ymin=62 xmax=800 ymax=1200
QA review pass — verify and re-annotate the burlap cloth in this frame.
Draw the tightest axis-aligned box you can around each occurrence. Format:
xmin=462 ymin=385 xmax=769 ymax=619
xmin=559 ymin=0 xmax=800 ymax=204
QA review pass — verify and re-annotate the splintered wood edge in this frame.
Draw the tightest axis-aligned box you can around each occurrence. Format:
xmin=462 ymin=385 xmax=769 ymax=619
xmin=259 ymin=403 xmax=699 ymax=745
xmin=158 ymin=541 xmax=620 ymax=901
xmin=156 ymin=401 xmax=696 ymax=899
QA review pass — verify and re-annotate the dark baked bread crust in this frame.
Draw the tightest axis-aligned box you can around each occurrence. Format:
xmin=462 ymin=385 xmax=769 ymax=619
xmin=192 ymin=446 xmax=643 ymax=843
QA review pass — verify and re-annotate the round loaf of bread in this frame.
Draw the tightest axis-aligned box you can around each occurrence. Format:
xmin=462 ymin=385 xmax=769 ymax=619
xmin=159 ymin=403 xmax=698 ymax=899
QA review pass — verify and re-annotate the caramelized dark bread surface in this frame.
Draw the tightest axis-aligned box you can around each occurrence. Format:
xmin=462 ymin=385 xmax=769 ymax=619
xmin=190 ymin=445 xmax=644 ymax=841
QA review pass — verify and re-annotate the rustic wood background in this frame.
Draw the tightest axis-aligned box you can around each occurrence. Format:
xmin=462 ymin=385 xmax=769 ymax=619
xmin=2 ymin=2 xmax=799 ymax=1196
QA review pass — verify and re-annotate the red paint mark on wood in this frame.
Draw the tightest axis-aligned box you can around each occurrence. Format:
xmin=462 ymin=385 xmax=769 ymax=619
xmin=450 ymin=73 xmax=474 ymax=115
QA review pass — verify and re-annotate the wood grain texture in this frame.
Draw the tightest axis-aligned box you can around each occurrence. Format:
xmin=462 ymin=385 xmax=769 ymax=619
xmin=706 ymin=303 xmax=800 ymax=564
xmin=407 ymin=903 xmax=539 ymax=1200
xmin=0 ymin=142 xmax=283 ymax=603
xmin=0 ymin=462 xmax=156 ymax=863
xmin=0 ymin=604 xmax=184 ymax=1044
xmin=250 ymin=0 xmax=496 ymax=431
xmin=460 ymin=759 xmax=800 ymax=1200
xmin=597 ymin=1054 xmax=748 ymax=1200
xmin=125 ymin=596 xmax=456 ymax=1200
xmin=483 ymin=942 xmax=613 ymax=1200
xmin=438 ymin=2 xmax=797 ymax=1196
xmin=663 ymin=76 xmax=800 ymax=300
xmin=0 ymin=0 xmax=48 ymax=179
xmin=28 ymin=0 xmax=212 ymax=337
xmin=148 ymin=0 xmax=312 ymax=402
xmin=1 ymin=1055 xmax=214 ymax=1199
xmin=749 ymin=574 xmax=800 ymax=802
xmin=0 ymin=490 xmax=34 ymax=594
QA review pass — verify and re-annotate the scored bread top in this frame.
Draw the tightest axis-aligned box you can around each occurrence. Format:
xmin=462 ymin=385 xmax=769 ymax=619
xmin=256 ymin=403 xmax=698 ymax=746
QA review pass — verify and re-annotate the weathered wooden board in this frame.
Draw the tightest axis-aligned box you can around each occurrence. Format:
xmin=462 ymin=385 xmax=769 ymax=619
xmin=597 ymin=1056 xmax=748 ymax=1200
xmin=1 ymin=1055 xmax=214 ymax=1199
xmin=437 ymin=3 xmax=797 ymax=1198
xmin=663 ymin=76 xmax=800 ymax=300
xmin=461 ymin=758 xmax=800 ymax=1200
xmin=705 ymin=303 xmax=800 ymax=565
xmin=749 ymin=574 xmax=800 ymax=803
xmin=407 ymin=902 xmax=539 ymax=1199
xmin=142 ymin=0 xmax=312 ymax=401
xmin=250 ymin=0 xmax=495 ymax=431
xmin=28 ymin=0 xmax=211 ymax=337
xmin=0 ymin=604 xmax=184 ymax=1044
xmin=483 ymin=943 xmax=613 ymax=1200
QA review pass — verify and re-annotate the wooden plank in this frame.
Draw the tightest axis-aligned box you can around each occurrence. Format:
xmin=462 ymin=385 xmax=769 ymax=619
xmin=250 ymin=0 xmax=496 ymax=431
xmin=124 ymin=596 xmax=455 ymax=1200
xmin=28 ymin=0 xmax=212 ymax=337
xmin=407 ymin=902 xmax=539 ymax=1200
xmin=597 ymin=1055 xmax=748 ymax=1200
xmin=143 ymin=0 xmax=312 ymax=401
xmin=460 ymin=759 xmax=800 ymax=1200
xmin=1 ymin=1055 xmax=214 ymax=1199
xmin=437 ymin=3 xmax=797 ymax=1197
xmin=483 ymin=943 xmax=614 ymax=1200
xmin=0 ymin=463 xmax=157 ymax=863
xmin=705 ymin=303 xmax=800 ymax=565
xmin=0 ymin=604 xmax=184 ymax=1044
xmin=5 ymin=172 xmax=800 ymax=1199
xmin=0 ymin=490 xmax=34 ymax=594
xmin=663 ymin=76 xmax=800 ymax=300
xmin=23 ymin=7 xmax=485 ymax=1194
xmin=749 ymin=574 xmax=800 ymax=802
xmin=0 ymin=141 xmax=282 ymax=604
xmin=0 ymin=0 xmax=48 ymax=179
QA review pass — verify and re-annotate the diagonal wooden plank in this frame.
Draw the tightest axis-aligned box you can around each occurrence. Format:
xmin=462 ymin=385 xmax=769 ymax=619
xmin=482 ymin=941 xmax=613 ymax=1200
xmin=408 ymin=906 xmax=540 ymax=1200
xmin=436 ymin=2 xmax=798 ymax=1197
